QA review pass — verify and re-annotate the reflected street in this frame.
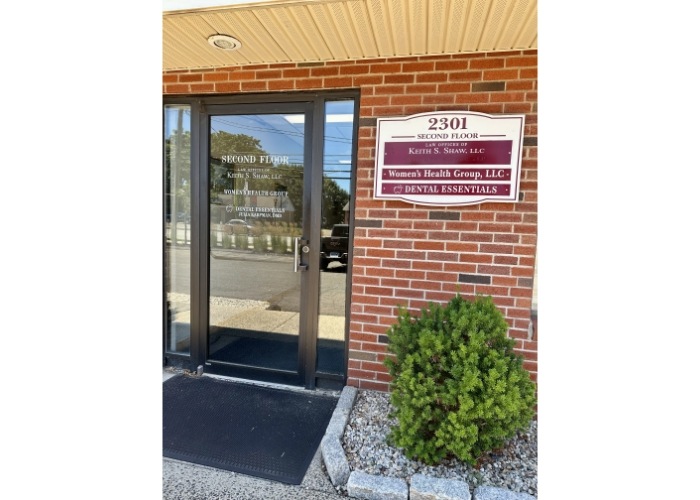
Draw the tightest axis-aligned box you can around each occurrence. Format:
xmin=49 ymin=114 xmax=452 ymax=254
xmin=166 ymin=245 xmax=347 ymax=316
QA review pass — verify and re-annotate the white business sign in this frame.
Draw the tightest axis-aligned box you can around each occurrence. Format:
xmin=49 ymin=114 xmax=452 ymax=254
xmin=374 ymin=111 xmax=525 ymax=206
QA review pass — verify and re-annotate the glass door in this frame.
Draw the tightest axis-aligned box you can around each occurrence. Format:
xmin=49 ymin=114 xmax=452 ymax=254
xmin=205 ymin=104 xmax=314 ymax=386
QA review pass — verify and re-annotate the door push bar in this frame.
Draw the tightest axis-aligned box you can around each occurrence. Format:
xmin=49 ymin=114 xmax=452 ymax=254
xmin=294 ymin=237 xmax=309 ymax=272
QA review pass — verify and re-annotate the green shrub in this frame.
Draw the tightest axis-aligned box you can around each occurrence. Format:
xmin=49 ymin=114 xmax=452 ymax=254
xmin=235 ymin=233 xmax=248 ymax=250
xmin=383 ymin=294 xmax=536 ymax=466
xmin=253 ymin=235 xmax=265 ymax=252
xmin=222 ymin=233 xmax=232 ymax=249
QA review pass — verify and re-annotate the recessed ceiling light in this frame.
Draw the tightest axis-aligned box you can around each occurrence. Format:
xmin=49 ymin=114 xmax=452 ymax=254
xmin=208 ymin=34 xmax=241 ymax=51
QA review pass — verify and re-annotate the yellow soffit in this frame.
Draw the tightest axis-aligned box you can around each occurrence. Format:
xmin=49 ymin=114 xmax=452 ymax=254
xmin=163 ymin=0 xmax=537 ymax=71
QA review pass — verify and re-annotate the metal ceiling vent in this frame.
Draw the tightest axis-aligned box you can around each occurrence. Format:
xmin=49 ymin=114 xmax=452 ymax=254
xmin=207 ymin=34 xmax=242 ymax=51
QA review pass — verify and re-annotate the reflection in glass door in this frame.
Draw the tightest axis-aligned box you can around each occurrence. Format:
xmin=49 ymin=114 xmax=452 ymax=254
xmin=207 ymin=110 xmax=308 ymax=383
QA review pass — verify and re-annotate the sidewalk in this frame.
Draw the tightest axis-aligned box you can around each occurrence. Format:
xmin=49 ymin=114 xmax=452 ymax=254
xmin=163 ymin=450 xmax=344 ymax=499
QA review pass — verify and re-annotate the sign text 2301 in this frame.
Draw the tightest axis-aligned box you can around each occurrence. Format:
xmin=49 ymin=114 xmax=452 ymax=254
xmin=427 ymin=116 xmax=468 ymax=131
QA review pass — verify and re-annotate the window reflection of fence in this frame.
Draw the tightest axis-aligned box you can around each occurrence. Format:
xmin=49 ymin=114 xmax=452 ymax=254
xmin=166 ymin=221 xmax=190 ymax=245
xmin=167 ymin=221 xmax=302 ymax=254
xmin=211 ymin=223 xmax=298 ymax=254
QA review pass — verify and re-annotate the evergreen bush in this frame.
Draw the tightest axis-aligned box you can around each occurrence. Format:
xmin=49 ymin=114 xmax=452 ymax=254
xmin=235 ymin=233 xmax=248 ymax=250
xmin=222 ymin=233 xmax=232 ymax=249
xmin=383 ymin=294 xmax=536 ymax=466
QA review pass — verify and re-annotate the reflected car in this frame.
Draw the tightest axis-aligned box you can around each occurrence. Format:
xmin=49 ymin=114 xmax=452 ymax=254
xmin=224 ymin=219 xmax=253 ymax=234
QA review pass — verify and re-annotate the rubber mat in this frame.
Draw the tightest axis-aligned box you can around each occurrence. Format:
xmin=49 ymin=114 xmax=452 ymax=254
xmin=163 ymin=375 xmax=338 ymax=484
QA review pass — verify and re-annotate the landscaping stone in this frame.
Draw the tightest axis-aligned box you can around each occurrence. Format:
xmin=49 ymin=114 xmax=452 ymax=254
xmin=409 ymin=473 xmax=471 ymax=500
xmin=346 ymin=470 xmax=408 ymax=500
xmin=321 ymin=435 xmax=351 ymax=487
xmin=473 ymin=485 xmax=536 ymax=500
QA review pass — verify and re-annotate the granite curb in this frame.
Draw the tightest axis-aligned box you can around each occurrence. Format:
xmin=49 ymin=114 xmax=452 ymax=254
xmin=321 ymin=386 xmax=536 ymax=500
xmin=321 ymin=385 xmax=357 ymax=487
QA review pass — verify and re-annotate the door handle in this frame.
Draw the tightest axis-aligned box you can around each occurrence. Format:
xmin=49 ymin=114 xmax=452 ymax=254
xmin=294 ymin=237 xmax=309 ymax=272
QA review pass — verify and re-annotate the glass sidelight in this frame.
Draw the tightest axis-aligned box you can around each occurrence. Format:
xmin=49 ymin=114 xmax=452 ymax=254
xmin=164 ymin=104 xmax=192 ymax=356
xmin=317 ymin=100 xmax=355 ymax=376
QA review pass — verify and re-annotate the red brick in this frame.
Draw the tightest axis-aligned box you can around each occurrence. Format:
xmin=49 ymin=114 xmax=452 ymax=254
xmin=414 ymin=241 xmax=445 ymax=251
xmin=241 ymin=81 xmax=267 ymax=91
xmin=505 ymin=103 xmax=533 ymax=113
xmin=268 ymin=80 xmax=295 ymax=91
xmin=478 ymin=223 xmax=514 ymax=233
xmin=394 ymin=288 xmax=425 ymax=299
xmin=385 ymin=74 xmax=415 ymax=84
xmin=357 ymin=380 xmax=389 ymax=392
xmin=412 ymin=280 xmax=442 ymax=291
xmin=436 ymin=60 xmax=469 ymax=71
xmin=491 ymin=295 xmax=515 ymax=308
xmin=470 ymin=58 xmax=505 ymax=69
xmin=190 ymin=83 xmax=215 ymax=92
xmin=179 ymin=73 xmax=203 ymax=82
xmin=455 ymin=93 xmax=491 ymax=104
xmin=476 ymin=264 xmax=512 ymax=275
xmin=353 ymin=75 xmax=384 ymax=86
xmin=506 ymin=55 xmax=537 ymax=67
xmin=404 ymin=83 xmax=438 ymax=94
xmin=295 ymin=78 xmax=323 ymax=89
xmin=473 ymin=285 xmax=509 ymax=296
xmin=308 ymin=65 xmax=339 ymax=77
xmin=361 ymin=360 xmax=389 ymax=373
xmin=324 ymin=77 xmax=354 ymax=88
xmin=443 ymin=262 xmax=477 ymax=273
xmin=203 ymin=72 xmax=229 ymax=82
xmin=391 ymin=95 xmax=423 ymax=105
xmin=483 ymin=69 xmax=519 ymax=81
xmin=468 ymin=104 xmax=505 ymax=114
xmin=366 ymin=248 xmax=397 ymax=259
xmin=412 ymin=261 xmax=445 ymax=271
xmin=506 ymin=80 xmax=535 ymax=90
xmin=165 ymin=84 xmax=189 ymax=93
xmin=459 ymin=253 xmax=493 ymax=264
xmin=480 ymin=243 xmax=514 ymax=254
xmin=422 ymin=94 xmax=456 ymax=105
xmin=494 ymin=255 xmax=518 ymax=266
xmin=493 ymin=234 xmax=520 ymax=244
xmin=362 ymin=342 xmax=390 ymax=353
xmin=370 ymin=62 xmax=402 ymax=73
xmin=449 ymin=71 xmax=483 ymax=82
xmin=403 ymin=61 xmax=435 ymax=72
xmin=489 ymin=91 xmax=526 ymax=102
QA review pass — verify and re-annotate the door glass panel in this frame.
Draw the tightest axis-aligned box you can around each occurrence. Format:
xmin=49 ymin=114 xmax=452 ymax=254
xmin=208 ymin=113 xmax=305 ymax=373
xmin=317 ymin=100 xmax=354 ymax=374
xmin=164 ymin=105 xmax=192 ymax=355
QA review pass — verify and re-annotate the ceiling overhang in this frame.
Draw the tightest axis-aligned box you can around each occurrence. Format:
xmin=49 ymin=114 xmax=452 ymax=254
xmin=163 ymin=0 xmax=537 ymax=72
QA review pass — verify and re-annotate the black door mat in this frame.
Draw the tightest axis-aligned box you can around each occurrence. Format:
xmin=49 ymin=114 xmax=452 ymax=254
xmin=163 ymin=375 xmax=338 ymax=485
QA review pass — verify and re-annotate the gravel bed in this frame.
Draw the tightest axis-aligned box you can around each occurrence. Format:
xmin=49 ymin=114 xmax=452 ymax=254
xmin=341 ymin=389 xmax=537 ymax=498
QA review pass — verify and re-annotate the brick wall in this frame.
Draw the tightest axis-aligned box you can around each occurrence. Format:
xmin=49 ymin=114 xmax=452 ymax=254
xmin=163 ymin=50 xmax=538 ymax=391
